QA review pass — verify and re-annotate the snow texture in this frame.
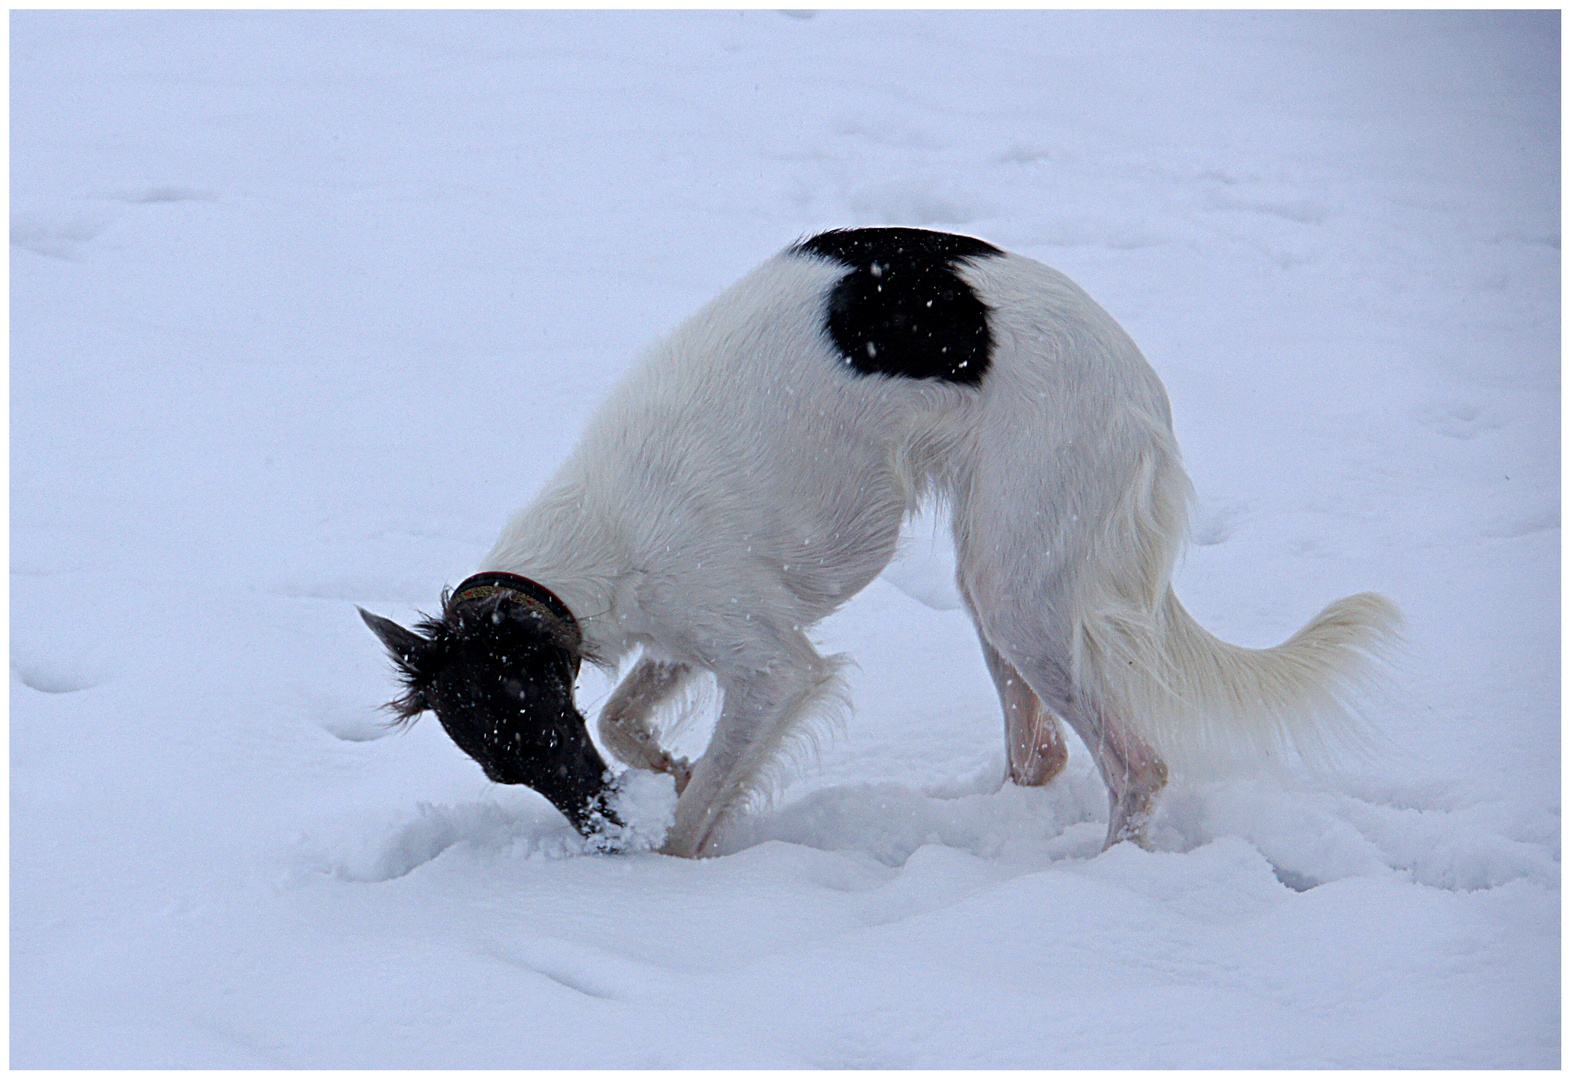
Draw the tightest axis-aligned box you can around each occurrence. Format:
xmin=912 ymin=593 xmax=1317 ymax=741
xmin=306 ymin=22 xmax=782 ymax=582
xmin=11 ymin=9 xmax=1559 ymax=1069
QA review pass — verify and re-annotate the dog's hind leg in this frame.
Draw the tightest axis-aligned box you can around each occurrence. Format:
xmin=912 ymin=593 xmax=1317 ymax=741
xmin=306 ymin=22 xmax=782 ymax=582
xmin=597 ymin=658 xmax=696 ymax=793
xmin=995 ymin=638 xmax=1167 ymax=849
xmin=1068 ymin=697 xmax=1168 ymax=849
xmin=959 ymin=561 xmax=1167 ymax=847
xmin=960 ymin=579 xmax=1070 ymax=786
xmin=977 ymin=636 xmax=1070 ymax=787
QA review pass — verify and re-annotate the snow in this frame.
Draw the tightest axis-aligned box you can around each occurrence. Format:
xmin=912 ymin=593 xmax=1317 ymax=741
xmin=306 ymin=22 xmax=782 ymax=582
xmin=10 ymin=9 xmax=1558 ymax=1068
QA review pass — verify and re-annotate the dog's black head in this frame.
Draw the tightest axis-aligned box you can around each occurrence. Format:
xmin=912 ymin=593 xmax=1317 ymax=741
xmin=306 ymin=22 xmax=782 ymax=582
xmin=359 ymin=573 xmax=620 ymax=836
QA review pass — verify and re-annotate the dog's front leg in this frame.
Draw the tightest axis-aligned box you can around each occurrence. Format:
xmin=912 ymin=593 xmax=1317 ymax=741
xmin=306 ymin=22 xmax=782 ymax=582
xmin=597 ymin=658 xmax=696 ymax=792
xmin=660 ymin=649 xmax=842 ymax=858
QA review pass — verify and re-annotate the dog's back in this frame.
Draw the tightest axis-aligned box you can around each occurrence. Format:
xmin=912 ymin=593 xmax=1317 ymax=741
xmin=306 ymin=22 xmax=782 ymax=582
xmin=486 ymin=234 xmax=1168 ymax=648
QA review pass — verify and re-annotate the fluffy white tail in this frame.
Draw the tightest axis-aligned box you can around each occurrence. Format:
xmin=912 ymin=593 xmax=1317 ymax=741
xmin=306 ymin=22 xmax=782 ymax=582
xmin=1049 ymin=402 xmax=1401 ymax=772
xmin=1077 ymin=587 xmax=1402 ymax=770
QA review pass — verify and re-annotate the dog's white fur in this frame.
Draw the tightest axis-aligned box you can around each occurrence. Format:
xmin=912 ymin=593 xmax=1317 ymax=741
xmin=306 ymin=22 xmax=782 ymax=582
xmin=481 ymin=245 xmax=1398 ymax=857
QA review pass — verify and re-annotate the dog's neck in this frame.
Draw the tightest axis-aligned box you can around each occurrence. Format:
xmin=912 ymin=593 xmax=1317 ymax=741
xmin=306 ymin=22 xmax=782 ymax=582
xmin=477 ymin=481 xmax=641 ymax=668
xmin=450 ymin=571 xmax=577 ymax=629
xmin=447 ymin=570 xmax=584 ymax=673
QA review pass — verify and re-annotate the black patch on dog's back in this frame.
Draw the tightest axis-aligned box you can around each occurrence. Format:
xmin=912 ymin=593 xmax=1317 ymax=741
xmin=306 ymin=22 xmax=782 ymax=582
xmin=792 ymin=227 xmax=1004 ymax=385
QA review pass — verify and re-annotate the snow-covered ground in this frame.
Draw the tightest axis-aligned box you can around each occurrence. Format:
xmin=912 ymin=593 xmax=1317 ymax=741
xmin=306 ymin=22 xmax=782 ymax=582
xmin=11 ymin=10 xmax=1558 ymax=1068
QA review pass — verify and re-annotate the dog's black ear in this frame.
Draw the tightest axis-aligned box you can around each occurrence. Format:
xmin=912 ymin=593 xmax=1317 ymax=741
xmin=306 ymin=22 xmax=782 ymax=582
xmin=359 ymin=607 xmax=440 ymax=723
xmin=359 ymin=608 xmax=431 ymax=668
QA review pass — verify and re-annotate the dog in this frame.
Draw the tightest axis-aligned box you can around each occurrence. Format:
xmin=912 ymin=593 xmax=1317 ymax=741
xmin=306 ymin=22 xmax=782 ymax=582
xmin=361 ymin=227 xmax=1398 ymax=858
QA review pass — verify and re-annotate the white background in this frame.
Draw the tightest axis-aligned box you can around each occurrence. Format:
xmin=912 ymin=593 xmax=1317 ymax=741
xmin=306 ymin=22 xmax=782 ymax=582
xmin=11 ymin=10 xmax=1558 ymax=1067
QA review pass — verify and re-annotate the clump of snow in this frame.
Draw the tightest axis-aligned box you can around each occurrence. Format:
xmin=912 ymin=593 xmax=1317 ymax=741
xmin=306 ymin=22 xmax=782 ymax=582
xmin=586 ymin=770 xmax=680 ymax=854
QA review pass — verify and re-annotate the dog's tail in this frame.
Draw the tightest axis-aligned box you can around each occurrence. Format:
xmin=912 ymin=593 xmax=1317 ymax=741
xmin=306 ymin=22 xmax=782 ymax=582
xmin=1075 ymin=586 xmax=1401 ymax=769
xmin=1061 ymin=414 xmax=1401 ymax=770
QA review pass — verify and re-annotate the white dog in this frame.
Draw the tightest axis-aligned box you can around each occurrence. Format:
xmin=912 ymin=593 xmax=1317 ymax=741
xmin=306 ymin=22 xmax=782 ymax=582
xmin=362 ymin=227 xmax=1397 ymax=858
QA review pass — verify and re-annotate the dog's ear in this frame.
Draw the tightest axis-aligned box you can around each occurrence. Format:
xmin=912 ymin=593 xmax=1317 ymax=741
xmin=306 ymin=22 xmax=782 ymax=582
xmin=359 ymin=608 xmax=431 ymax=668
xmin=359 ymin=607 xmax=440 ymax=723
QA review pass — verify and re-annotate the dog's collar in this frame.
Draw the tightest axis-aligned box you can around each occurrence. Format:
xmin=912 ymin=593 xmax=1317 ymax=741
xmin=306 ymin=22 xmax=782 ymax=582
xmin=449 ymin=572 xmax=582 ymax=671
